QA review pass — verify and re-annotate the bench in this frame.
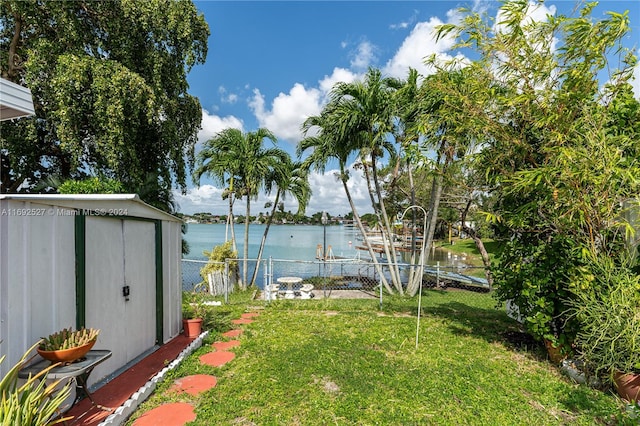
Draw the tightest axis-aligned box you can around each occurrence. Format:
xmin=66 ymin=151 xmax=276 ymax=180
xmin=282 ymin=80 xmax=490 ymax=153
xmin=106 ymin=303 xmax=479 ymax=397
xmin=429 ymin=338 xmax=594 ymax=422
xmin=265 ymin=283 xmax=281 ymax=300
xmin=300 ymin=284 xmax=314 ymax=299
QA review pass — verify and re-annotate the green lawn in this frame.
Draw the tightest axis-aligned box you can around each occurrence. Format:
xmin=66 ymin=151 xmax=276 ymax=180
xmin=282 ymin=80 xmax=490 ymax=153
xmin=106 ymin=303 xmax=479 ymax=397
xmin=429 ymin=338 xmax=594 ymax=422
xmin=126 ymin=290 xmax=634 ymax=425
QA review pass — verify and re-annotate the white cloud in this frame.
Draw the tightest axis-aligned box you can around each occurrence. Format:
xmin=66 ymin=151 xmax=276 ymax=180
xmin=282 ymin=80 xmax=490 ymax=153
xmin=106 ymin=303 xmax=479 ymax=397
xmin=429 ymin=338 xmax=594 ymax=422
xmin=174 ymin=184 xmax=228 ymax=214
xmin=382 ymin=15 xmax=459 ymax=79
xmin=176 ymin=164 xmax=373 ymax=217
xmin=390 ymin=21 xmax=409 ymax=30
xmin=350 ymin=40 xmax=377 ymax=71
xmin=197 ymin=109 xmax=244 ymax=145
xmin=632 ymin=50 xmax=640 ymax=100
xmin=249 ymin=84 xmax=323 ymax=143
xmin=390 ymin=9 xmax=420 ymax=30
xmin=319 ymin=67 xmax=359 ymax=94
xmin=218 ymin=86 xmax=238 ymax=104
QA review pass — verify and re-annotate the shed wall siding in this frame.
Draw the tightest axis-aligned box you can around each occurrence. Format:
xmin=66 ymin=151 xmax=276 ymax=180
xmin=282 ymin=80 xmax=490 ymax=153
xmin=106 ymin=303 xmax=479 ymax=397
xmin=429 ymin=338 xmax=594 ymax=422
xmin=0 ymin=200 xmax=76 ymax=378
xmin=0 ymin=196 xmax=182 ymax=383
xmin=162 ymin=222 xmax=182 ymax=341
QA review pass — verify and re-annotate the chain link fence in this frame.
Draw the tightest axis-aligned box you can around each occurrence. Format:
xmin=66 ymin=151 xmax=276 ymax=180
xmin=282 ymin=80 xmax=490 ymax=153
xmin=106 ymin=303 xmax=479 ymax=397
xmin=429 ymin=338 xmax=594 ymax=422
xmin=182 ymin=257 xmax=492 ymax=306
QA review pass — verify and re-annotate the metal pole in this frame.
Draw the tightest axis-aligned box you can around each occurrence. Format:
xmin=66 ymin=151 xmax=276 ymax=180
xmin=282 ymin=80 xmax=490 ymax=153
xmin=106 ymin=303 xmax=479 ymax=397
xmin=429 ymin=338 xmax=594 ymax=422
xmin=399 ymin=205 xmax=428 ymax=349
xmin=224 ymin=260 xmax=229 ymax=304
xmin=322 ymin=212 xmax=328 ymax=293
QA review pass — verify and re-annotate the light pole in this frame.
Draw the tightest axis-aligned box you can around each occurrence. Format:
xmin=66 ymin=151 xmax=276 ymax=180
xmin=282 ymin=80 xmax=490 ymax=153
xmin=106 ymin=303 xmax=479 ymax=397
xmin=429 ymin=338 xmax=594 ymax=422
xmin=399 ymin=205 xmax=428 ymax=349
xmin=321 ymin=211 xmax=328 ymax=260
xmin=321 ymin=212 xmax=328 ymax=295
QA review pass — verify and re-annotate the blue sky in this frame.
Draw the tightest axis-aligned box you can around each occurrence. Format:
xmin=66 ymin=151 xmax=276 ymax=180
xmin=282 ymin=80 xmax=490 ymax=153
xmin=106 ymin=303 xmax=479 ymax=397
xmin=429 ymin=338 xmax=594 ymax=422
xmin=175 ymin=0 xmax=640 ymax=216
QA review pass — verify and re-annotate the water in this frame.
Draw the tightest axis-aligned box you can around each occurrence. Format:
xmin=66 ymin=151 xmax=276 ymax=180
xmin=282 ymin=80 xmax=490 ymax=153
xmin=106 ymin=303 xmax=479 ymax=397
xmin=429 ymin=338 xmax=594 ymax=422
xmin=183 ymin=223 xmax=362 ymax=261
xmin=182 ymin=223 xmax=478 ymax=290
xmin=183 ymin=223 xmax=466 ymax=266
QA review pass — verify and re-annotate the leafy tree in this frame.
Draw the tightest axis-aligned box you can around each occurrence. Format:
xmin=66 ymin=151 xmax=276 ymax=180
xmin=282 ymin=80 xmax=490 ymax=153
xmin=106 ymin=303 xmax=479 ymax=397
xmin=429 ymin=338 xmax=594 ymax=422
xmin=0 ymin=0 xmax=209 ymax=210
xmin=57 ymin=177 xmax=124 ymax=194
xmin=435 ymin=0 xmax=639 ymax=345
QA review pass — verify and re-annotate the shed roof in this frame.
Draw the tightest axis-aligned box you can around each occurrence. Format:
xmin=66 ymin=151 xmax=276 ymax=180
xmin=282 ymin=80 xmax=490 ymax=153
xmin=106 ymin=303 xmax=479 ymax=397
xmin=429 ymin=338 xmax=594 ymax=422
xmin=0 ymin=194 xmax=182 ymax=222
xmin=0 ymin=77 xmax=35 ymax=121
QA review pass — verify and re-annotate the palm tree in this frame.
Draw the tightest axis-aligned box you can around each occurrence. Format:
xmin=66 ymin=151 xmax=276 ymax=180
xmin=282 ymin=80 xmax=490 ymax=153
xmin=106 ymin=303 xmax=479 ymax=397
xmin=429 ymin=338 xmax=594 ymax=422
xmin=299 ymin=106 xmax=396 ymax=294
xmin=249 ymin=158 xmax=311 ymax=286
xmin=193 ymin=128 xmax=242 ymax=253
xmin=235 ymin=128 xmax=289 ymax=288
xmin=326 ymin=68 xmax=404 ymax=292
xmin=194 ymin=127 xmax=288 ymax=288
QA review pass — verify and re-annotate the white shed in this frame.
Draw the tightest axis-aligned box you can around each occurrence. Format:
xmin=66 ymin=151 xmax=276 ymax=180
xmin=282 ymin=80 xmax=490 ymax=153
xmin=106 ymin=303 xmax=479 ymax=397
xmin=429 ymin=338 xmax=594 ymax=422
xmin=0 ymin=194 xmax=183 ymax=386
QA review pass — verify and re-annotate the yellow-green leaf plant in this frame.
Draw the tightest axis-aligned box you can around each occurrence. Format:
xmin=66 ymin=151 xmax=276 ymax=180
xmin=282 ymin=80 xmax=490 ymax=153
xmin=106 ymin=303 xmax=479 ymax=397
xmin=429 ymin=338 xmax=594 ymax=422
xmin=0 ymin=342 xmax=72 ymax=425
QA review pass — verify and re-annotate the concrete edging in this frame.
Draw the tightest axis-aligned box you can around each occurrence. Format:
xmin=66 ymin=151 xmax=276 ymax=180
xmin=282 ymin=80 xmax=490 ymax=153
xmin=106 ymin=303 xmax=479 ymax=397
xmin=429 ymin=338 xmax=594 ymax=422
xmin=97 ymin=332 xmax=208 ymax=425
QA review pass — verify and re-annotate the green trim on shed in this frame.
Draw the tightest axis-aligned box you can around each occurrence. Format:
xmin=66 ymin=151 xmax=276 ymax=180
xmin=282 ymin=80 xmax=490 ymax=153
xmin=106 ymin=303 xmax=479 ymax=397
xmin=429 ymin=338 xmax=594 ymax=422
xmin=155 ymin=220 xmax=164 ymax=344
xmin=74 ymin=213 xmax=86 ymax=328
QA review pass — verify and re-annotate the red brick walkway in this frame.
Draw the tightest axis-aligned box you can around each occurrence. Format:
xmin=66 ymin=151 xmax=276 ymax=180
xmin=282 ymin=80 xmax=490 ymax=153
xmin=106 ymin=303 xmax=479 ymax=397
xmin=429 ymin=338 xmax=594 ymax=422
xmin=130 ymin=312 xmax=258 ymax=425
xmin=64 ymin=311 xmax=259 ymax=425
xmin=65 ymin=334 xmax=195 ymax=425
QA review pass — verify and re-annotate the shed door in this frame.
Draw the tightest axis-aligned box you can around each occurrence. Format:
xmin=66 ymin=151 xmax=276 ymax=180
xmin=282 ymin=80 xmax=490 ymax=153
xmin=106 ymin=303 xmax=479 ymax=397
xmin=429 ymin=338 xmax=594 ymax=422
xmin=84 ymin=217 xmax=156 ymax=385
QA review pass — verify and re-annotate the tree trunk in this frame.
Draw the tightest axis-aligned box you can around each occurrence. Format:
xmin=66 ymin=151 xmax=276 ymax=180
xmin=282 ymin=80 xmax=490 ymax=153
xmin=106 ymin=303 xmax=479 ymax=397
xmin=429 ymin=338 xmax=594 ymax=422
xmin=424 ymin=169 xmax=444 ymax=262
xmin=371 ymin=155 xmax=403 ymax=293
xmin=242 ymin=195 xmax=251 ymax=289
xmin=340 ymin=170 xmax=394 ymax=294
xmin=461 ymin=200 xmax=493 ymax=287
xmin=250 ymin=190 xmax=281 ymax=286
xmin=424 ymin=141 xmax=449 ymax=264
xmin=363 ymin=156 xmax=403 ymax=293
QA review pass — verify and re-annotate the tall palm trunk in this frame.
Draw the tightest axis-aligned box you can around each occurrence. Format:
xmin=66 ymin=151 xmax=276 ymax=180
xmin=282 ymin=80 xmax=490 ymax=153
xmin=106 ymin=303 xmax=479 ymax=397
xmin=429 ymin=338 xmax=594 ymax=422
xmin=370 ymin=155 xmax=403 ymax=293
xmin=361 ymin=157 xmax=403 ymax=293
xmin=250 ymin=190 xmax=281 ymax=286
xmin=340 ymin=169 xmax=394 ymax=294
xmin=227 ymin=192 xmax=238 ymax=254
xmin=405 ymin=162 xmax=422 ymax=293
xmin=242 ymin=195 xmax=251 ymax=289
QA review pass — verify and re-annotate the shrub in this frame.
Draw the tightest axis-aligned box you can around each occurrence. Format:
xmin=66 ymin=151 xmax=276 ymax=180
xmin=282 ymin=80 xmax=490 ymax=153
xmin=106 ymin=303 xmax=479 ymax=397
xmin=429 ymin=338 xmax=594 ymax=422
xmin=199 ymin=241 xmax=238 ymax=285
xmin=0 ymin=342 xmax=72 ymax=425
xmin=569 ymin=256 xmax=640 ymax=377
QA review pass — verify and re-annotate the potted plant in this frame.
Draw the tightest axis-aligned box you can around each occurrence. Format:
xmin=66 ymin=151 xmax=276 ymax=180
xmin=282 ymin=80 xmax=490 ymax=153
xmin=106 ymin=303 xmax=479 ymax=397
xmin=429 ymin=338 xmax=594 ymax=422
xmin=37 ymin=327 xmax=100 ymax=363
xmin=569 ymin=256 xmax=640 ymax=402
xmin=182 ymin=293 xmax=205 ymax=338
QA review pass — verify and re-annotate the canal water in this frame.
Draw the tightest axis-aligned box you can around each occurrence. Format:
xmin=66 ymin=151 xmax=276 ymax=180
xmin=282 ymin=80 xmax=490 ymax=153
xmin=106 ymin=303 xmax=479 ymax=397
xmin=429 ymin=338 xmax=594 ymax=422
xmin=183 ymin=223 xmax=464 ymax=266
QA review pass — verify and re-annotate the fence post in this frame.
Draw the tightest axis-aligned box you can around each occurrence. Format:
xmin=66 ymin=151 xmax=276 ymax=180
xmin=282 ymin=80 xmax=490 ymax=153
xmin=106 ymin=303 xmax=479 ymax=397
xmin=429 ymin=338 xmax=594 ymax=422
xmin=224 ymin=259 xmax=229 ymax=304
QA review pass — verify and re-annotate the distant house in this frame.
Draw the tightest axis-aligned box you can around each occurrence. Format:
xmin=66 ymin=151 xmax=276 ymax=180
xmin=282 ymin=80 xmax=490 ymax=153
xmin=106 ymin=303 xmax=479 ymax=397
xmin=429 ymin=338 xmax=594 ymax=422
xmin=0 ymin=194 xmax=183 ymax=386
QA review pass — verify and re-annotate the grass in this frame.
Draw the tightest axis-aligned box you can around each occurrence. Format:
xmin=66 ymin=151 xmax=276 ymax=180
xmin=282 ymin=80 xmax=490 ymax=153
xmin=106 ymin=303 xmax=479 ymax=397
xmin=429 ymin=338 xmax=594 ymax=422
xmin=126 ymin=289 xmax=635 ymax=425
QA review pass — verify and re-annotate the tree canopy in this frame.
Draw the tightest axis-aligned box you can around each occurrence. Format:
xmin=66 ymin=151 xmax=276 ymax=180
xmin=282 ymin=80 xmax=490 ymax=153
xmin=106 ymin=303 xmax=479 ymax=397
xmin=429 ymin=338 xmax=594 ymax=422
xmin=0 ymin=0 xmax=209 ymax=208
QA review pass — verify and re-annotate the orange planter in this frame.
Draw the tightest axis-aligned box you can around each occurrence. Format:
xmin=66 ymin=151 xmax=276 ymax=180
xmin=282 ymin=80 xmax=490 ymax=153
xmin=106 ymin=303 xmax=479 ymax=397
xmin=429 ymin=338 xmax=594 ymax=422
xmin=37 ymin=339 xmax=96 ymax=363
xmin=183 ymin=318 xmax=203 ymax=338
xmin=613 ymin=371 xmax=640 ymax=402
